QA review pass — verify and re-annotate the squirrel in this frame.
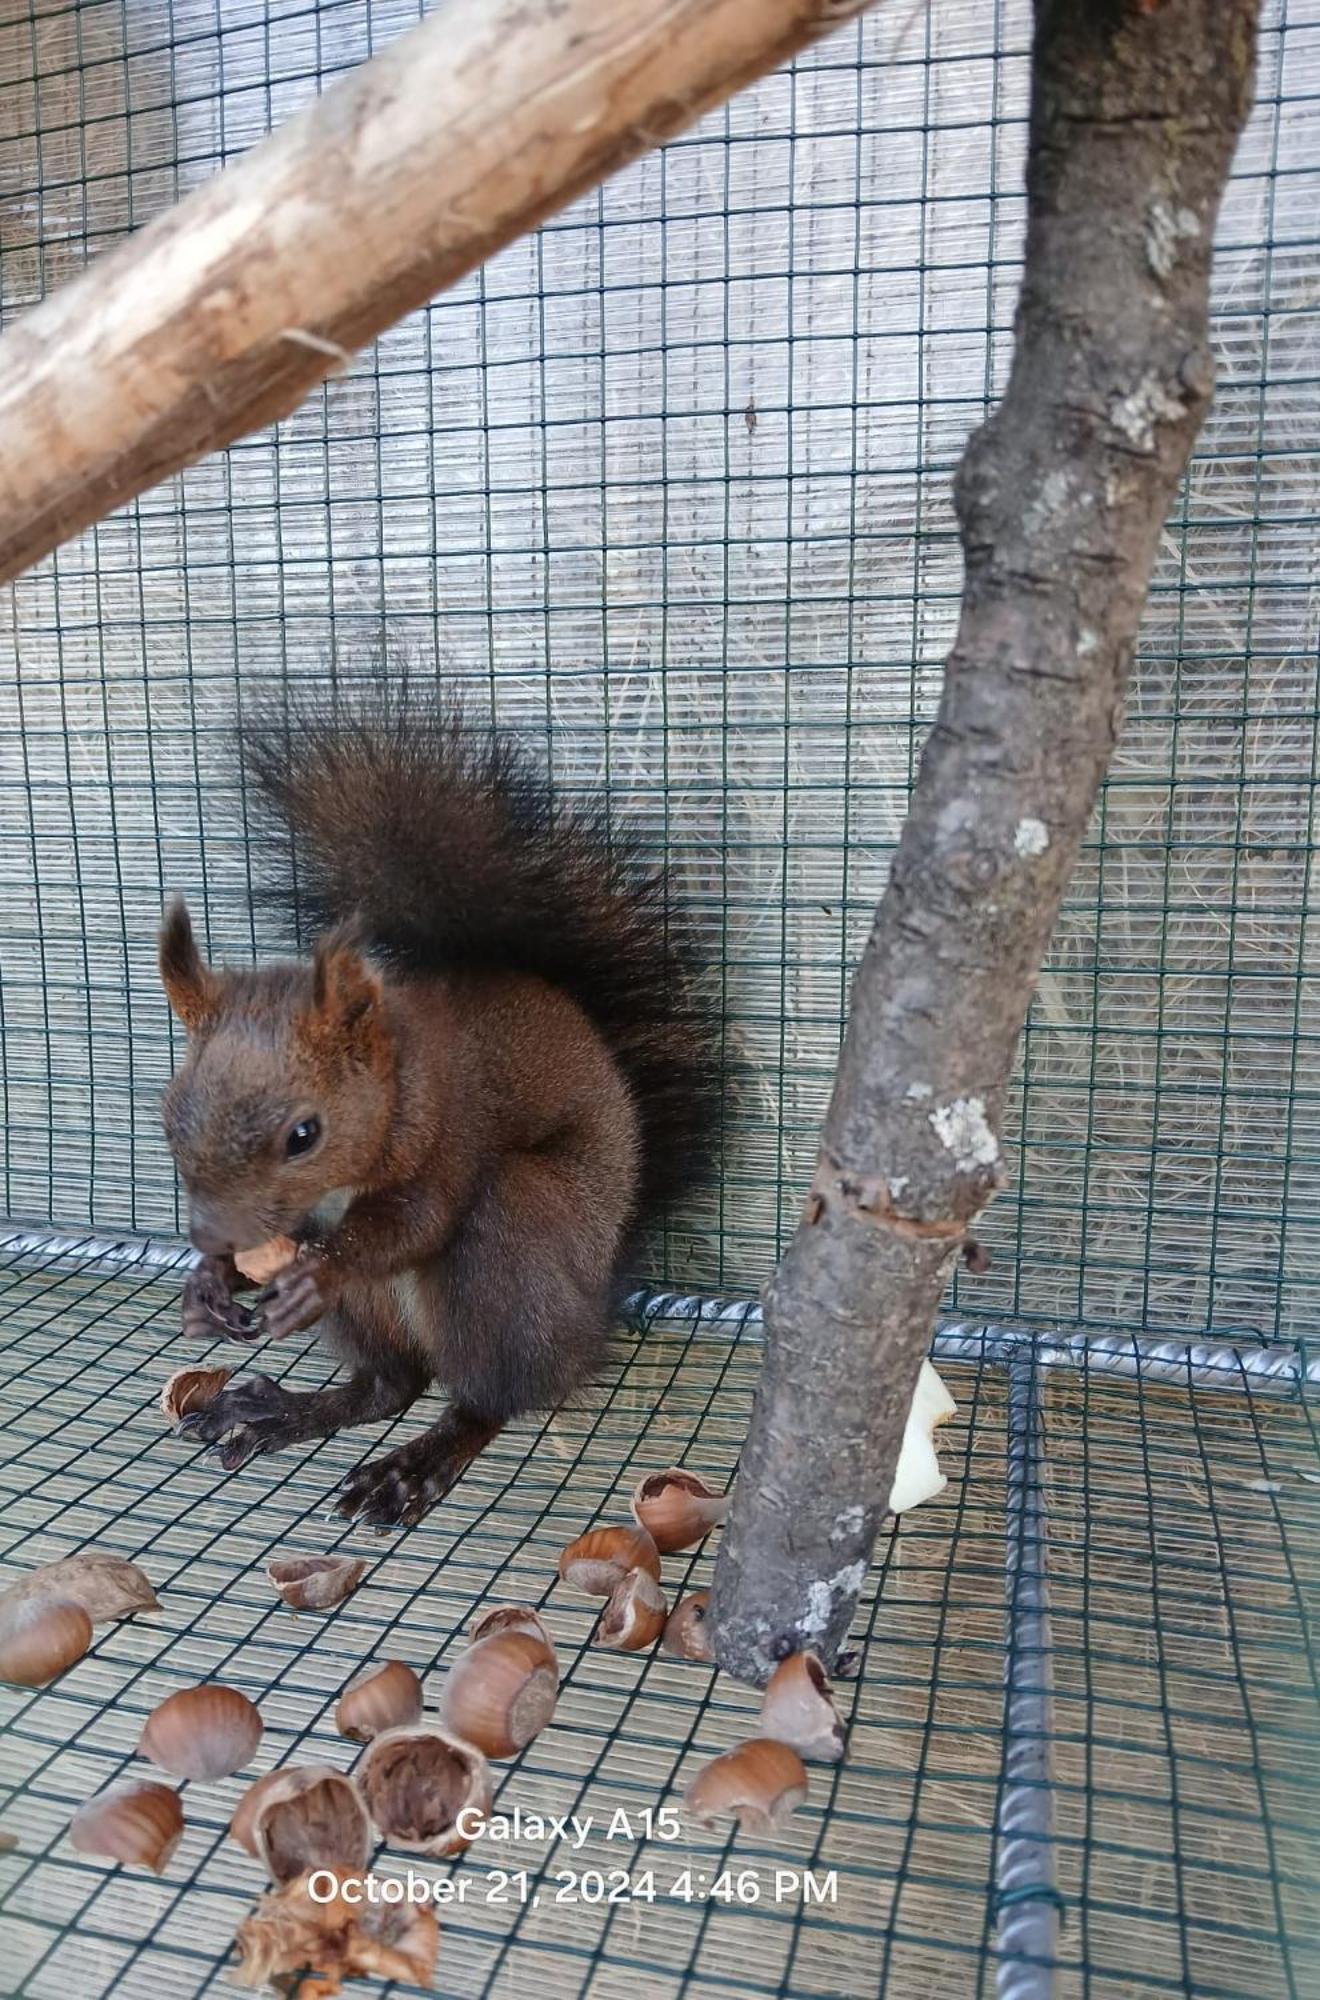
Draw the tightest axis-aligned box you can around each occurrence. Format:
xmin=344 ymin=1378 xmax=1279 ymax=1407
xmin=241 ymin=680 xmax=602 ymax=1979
xmin=157 ymin=690 xmax=720 ymax=1527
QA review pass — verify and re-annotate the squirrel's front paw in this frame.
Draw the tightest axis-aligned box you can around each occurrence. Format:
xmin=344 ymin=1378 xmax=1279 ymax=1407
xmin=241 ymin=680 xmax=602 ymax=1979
xmin=179 ymin=1373 xmax=306 ymax=1471
xmin=257 ymin=1258 xmax=330 ymax=1339
xmin=182 ymin=1256 xmax=258 ymax=1342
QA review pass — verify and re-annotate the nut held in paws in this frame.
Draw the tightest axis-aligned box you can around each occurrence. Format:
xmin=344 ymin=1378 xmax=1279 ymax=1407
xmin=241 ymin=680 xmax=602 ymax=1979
xmin=234 ymin=1236 xmax=298 ymax=1284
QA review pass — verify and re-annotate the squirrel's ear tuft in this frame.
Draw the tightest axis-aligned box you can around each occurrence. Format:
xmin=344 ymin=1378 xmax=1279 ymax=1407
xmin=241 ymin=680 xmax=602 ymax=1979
xmin=159 ymin=897 xmax=220 ymax=1034
xmin=306 ymin=930 xmax=385 ymax=1061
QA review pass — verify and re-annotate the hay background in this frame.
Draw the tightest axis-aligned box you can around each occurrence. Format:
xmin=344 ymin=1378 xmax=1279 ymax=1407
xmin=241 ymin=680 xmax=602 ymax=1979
xmin=1 ymin=0 xmax=1317 ymax=1338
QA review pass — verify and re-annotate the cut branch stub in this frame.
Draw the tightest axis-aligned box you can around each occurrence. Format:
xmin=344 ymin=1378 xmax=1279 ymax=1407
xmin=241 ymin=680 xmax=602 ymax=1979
xmin=709 ymin=0 xmax=1260 ymax=1687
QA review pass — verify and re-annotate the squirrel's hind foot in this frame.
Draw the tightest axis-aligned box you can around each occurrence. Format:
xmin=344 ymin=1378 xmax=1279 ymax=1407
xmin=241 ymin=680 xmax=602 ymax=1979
xmin=334 ymin=1405 xmax=501 ymax=1529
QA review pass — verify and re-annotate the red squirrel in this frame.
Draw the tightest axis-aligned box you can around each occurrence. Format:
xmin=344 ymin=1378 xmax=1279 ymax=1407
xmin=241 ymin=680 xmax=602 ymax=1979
xmin=158 ymin=692 xmax=719 ymax=1527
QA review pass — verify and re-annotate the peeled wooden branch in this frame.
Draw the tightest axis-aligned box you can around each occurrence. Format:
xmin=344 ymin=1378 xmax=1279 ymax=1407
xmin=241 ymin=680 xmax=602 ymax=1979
xmin=0 ymin=0 xmax=876 ymax=587
xmin=710 ymin=0 xmax=1260 ymax=1685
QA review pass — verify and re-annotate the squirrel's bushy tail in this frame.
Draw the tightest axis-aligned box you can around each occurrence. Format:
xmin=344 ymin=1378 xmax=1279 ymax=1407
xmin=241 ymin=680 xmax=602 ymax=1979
xmin=240 ymin=688 xmax=721 ymax=1224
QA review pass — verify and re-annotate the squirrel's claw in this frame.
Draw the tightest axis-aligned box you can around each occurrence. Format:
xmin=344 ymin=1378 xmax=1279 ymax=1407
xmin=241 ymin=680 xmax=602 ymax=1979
xmin=335 ymin=1445 xmax=451 ymax=1530
xmin=257 ymin=1262 xmax=327 ymax=1340
xmin=181 ymin=1258 xmax=259 ymax=1342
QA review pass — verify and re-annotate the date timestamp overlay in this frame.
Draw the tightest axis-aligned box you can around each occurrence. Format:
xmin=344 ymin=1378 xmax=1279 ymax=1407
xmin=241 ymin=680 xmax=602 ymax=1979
xmin=304 ymin=1806 xmax=838 ymax=1911
xmin=480 ymin=1867 xmax=838 ymax=1907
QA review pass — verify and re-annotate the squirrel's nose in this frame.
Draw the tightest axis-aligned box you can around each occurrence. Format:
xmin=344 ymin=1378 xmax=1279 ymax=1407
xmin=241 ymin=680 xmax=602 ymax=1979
xmin=188 ymin=1207 xmax=232 ymax=1257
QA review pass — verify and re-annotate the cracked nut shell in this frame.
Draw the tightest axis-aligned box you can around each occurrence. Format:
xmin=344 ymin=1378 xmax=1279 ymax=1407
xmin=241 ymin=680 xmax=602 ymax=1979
xmin=662 ymin=1590 xmax=714 ymax=1662
xmin=334 ymin=1660 xmax=424 ymax=1743
xmin=0 ymin=1551 xmax=157 ymax=1626
xmin=267 ymin=1553 xmax=367 ymax=1612
xmin=356 ymin=1724 xmax=492 ymax=1857
xmin=468 ymin=1603 xmax=556 ymax=1660
xmin=685 ymin=1739 xmax=809 ymax=1833
xmin=557 ymin=1525 xmax=661 ymax=1597
xmin=231 ymin=1767 xmax=371 ymax=1883
xmin=760 ymin=1651 xmax=846 ymax=1762
xmin=232 ymin=1870 xmax=439 ymax=1996
xmin=159 ymin=1366 xmax=233 ymax=1424
xmin=70 ymin=1780 xmax=184 ymax=1873
xmin=631 ymin=1468 xmax=729 ymax=1553
xmin=439 ymin=1631 xmax=557 ymax=1758
xmin=596 ymin=1567 xmax=667 ymax=1652
xmin=139 ymin=1683 xmax=263 ymax=1780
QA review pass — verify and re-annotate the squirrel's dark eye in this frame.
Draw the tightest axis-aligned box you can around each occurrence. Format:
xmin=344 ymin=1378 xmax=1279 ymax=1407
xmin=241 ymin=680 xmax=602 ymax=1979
xmin=285 ymin=1116 xmax=321 ymax=1159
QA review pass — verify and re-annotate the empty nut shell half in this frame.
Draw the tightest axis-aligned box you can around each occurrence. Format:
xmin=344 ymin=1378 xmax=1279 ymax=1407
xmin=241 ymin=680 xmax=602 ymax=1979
xmin=234 ymin=1236 xmax=298 ymax=1285
xmin=662 ymin=1590 xmax=714 ymax=1662
xmin=334 ymin=1661 xmax=424 ymax=1743
xmin=596 ymin=1567 xmax=667 ymax=1652
xmin=631 ymin=1468 xmax=729 ymax=1553
xmin=356 ymin=1724 xmax=492 ymax=1857
xmin=0 ymin=1551 xmax=157 ymax=1626
xmin=267 ymin=1553 xmax=367 ymax=1612
xmin=70 ymin=1780 xmax=184 ymax=1873
xmin=438 ymin=1632 xmax=557 ymax=1758
xmin=685 ymin=1739 xmax=809 ymax=1834
xmin=0 ymin=1597 xmax=92 ymax=1688
xmin=468 ymin=1603 xmax=556 ymax=1661
xmin=139 ymin=1684 xmax=263 ymax=1780
xmin=230 ymin=1771 xmax=288 ymax=1860
xmin=557 ymin=1525 xmax=661 ymax=1596
xmin=159 ymin=1366 xmax=233 ymax=1424
xmin=241 ymin=1767 xmax=371 ymax=1883
xmin=760 ymin=1652 xmax=846 ymax=1763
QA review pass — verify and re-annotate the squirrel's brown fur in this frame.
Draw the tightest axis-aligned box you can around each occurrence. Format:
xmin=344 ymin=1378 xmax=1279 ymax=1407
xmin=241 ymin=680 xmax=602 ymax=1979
xmin=159 ymin=690 xmax=719 ymax=1527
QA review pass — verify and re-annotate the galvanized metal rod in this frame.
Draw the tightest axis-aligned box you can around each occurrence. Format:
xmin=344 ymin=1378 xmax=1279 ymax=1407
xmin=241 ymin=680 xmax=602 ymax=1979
xmin=0 ymin=1224 xmax=1313 ymax=1398
xmin=993 ymin=1354 xmax=1061 ymax=1999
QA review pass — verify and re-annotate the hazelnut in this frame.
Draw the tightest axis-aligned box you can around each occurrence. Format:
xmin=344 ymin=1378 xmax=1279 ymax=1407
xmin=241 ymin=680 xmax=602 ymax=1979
xmin=438 ymin=1632 xmax=557 ymax=1758
xmin=557 ymin=1525 xmax=660 ymax=1597
xmin=69 ymin=1780 xmax=184 ymax=1873
xmin=139 ymin=1684 xmax=263 ymax=1780
xmin=234 ymin=1236 xmax=298 ymax=1284
xmin=631 ymin=1468 xmax=729 ymax=1553
xmin=0 ymin=1597 xmax=92 ymax=1688
xmin=334 ymin=1661 xmax=424 ymax=1743
xmin=684 ymin=1739 xmax=809 ymax=1833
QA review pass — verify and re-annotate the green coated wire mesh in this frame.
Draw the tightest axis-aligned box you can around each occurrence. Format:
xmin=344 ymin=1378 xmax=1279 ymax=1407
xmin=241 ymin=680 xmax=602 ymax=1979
xmin=0 ymin=1259 xmax=1316 ymax=1999
xmin=0 ymin=4 xmax=1317 ymax=1999
xmin=1 ymin=0 xmax=1316 ymax=1342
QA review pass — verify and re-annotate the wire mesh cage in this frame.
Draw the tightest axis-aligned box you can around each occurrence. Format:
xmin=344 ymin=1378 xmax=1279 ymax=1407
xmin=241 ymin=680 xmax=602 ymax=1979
xmin=0 ymin=2 xmax=1317 ymax=1997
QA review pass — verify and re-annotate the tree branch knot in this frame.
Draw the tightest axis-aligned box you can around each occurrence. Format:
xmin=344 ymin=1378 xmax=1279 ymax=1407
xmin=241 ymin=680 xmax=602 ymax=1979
xmin=806 ymin=1150 xmax=967 ymax=1243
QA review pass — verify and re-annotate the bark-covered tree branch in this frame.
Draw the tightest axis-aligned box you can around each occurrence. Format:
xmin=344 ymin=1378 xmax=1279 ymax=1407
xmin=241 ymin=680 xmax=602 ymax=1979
xmin=710 ymin=0 xmax=1260 ymax=1685
xmin=0 ymin=0 xmax=878 ymax=588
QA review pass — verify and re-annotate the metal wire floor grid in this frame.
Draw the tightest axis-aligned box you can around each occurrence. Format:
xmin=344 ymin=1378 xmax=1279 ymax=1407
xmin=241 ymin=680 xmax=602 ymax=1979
xmin=0 ymin=1251 xmax=1316 ymax=2000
